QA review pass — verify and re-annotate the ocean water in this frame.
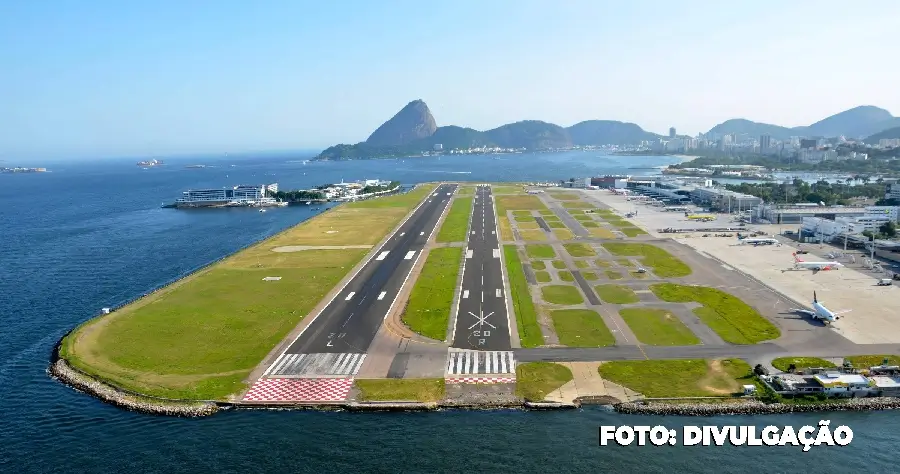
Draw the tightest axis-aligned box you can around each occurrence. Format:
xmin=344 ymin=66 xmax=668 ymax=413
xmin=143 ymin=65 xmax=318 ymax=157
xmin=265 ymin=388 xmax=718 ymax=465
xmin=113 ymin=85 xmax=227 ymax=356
xmin=0 ymin=151 xmax=896 ymax=473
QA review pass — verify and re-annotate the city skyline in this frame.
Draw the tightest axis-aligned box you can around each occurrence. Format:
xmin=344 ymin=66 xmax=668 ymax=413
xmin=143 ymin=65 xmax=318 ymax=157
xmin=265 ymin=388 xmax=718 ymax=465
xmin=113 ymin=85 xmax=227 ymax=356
xmin=2 ymin=0 xmax=900 ymax=159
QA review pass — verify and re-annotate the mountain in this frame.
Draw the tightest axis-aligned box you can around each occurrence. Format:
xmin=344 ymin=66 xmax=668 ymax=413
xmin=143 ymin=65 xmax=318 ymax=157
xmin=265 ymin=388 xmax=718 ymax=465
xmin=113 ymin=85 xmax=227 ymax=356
xmin=865 ymin=126 xmax=900 ymax=144
xmin=568 ymin=120 xmax=661 ymax=146
xmin=706 ymin=106 xmax=900 ymax=140
xmin=364 ymin=99 xmax=437 ymax=147
xmin=315 ymin=101 xmax=660 ymax=160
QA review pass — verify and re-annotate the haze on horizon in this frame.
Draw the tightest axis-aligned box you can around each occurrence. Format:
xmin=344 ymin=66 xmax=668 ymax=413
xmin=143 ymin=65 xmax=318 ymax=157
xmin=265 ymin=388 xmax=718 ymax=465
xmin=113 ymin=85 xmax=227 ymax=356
xmin=2 ymin=0 xmax=899 ymax=160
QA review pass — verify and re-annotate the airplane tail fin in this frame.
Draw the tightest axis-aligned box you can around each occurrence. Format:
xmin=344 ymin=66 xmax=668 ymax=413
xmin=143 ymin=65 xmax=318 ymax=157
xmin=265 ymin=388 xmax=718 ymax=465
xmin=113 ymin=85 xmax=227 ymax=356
xmin=793 ymin=253 xmax=802 ymax=262
xmin=813 ymin=291 xmax=818 ymax=303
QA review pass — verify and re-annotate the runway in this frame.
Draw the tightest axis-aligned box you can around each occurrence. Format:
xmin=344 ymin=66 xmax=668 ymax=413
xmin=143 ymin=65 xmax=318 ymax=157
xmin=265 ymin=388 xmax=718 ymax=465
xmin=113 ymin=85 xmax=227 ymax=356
xmin=269 ymin=183 xmax=457 ymax=374
xmin=451 ymin=184 xmax=512 ymax=351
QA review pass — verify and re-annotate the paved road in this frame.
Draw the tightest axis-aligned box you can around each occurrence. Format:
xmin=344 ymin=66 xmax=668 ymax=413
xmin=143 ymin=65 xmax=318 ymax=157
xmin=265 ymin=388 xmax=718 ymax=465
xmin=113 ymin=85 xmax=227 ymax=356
xmin=277 ymin=184 xmax=457 ymax=361
xmin=451 ymin=184 xmax=512 ymax=351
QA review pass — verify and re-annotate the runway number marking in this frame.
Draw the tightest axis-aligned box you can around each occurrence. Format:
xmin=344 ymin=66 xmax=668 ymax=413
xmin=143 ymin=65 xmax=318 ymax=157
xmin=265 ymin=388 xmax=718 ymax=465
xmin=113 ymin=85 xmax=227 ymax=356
xmin=419 ymin=231 xmax=424 ymax=236
xmin=376 ymin=251 xmax=389 ymax=261
xmin=345 ymin=292 xmax=355 ymax=301
xmin=404 ymin=251 xmax=416 ymax=260
xmin=377 ymin=291 xmax=386 ymax=300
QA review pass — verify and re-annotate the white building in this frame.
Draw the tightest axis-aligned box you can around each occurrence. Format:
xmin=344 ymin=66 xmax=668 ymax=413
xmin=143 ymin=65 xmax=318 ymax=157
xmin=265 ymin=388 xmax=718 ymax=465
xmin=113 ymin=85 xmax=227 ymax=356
xmin=879 ymin=138 xmax=900 ymax=148
xmin=812 ymin=372 xmax=874 ymax=397
xmin=886 ymin=184 xmax=900 ymax=201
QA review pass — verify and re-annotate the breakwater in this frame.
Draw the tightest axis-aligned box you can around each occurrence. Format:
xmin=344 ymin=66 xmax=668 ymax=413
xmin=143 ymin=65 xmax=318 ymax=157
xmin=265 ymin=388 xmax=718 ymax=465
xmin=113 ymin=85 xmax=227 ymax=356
xmin=48 ymin=359 xmax=219 ymax=417
xmin=616 ymin=398 xmax=900 ymax=416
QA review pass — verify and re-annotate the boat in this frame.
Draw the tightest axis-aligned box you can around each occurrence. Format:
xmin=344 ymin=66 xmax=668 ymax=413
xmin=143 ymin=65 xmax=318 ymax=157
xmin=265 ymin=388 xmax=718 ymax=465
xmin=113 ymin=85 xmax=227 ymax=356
xmin=305 ymin=201 xmax=311 ymax=205
xmin=259 ymin=209 xmax=266 ymax=213
xmin=137 ymin=159 xmax=163 ymax=167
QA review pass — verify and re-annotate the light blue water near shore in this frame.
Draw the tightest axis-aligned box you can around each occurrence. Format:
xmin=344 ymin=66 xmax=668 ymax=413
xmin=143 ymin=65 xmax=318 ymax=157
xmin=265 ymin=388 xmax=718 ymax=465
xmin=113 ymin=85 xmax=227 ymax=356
xmin=0 ymin=151 xmax=897 ymax=473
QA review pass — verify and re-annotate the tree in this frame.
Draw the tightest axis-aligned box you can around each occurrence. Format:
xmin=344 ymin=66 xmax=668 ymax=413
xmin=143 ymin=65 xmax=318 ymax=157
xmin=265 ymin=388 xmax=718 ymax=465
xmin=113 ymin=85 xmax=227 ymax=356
xmin=880 ymin=221 xmax=897 ymax=238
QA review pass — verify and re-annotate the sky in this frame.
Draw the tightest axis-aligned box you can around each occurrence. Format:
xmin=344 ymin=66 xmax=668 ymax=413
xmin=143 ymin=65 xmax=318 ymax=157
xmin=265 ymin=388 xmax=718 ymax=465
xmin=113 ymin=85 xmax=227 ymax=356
xmin=2 ymin=0 xmax=900 ymax=160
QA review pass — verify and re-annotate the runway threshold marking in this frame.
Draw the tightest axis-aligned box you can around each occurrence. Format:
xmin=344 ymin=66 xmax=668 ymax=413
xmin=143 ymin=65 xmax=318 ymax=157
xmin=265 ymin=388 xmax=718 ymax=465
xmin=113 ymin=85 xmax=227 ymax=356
xmin=463 ymin=290 xmax=469 ymax=299
xmin=377 ymin=291 xmax=386 ymax=300
xmin=345 ymin=292 xmax=355 ymax=301
xmin=404 ymin=251 xmax=416 ymax=260
xmin=376 ymin=251 xmax=390 ymax=261
xmin=496 ymin=289 xmax=502 ymax=297
xmin=492 ymin=249 xmax=500 ymax=258
xmin=466 ymin=250 xmax=473 ymax=258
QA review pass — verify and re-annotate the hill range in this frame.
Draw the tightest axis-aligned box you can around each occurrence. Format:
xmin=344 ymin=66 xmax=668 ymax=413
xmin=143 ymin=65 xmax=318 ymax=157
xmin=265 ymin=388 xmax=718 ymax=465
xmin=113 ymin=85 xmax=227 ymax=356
xmin=315 ymin=100 xmax=900 ymax=160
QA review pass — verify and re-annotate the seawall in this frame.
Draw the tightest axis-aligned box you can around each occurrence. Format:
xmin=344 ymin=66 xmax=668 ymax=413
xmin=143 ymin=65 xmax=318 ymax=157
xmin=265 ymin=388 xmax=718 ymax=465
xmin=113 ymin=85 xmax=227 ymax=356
xmin=615 ymin=398 xmax=900 ymax=416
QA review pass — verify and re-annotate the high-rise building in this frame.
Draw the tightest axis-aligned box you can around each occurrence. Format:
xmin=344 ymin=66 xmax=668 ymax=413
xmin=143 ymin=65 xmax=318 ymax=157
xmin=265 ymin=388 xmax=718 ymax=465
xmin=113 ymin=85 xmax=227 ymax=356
xmin=760 ymin=134 xmax=771 ymax=151
xmin=669 ymin=127 xmax=676 ymax=138
xmin=800 ymin=139 xmax=817 ymax=149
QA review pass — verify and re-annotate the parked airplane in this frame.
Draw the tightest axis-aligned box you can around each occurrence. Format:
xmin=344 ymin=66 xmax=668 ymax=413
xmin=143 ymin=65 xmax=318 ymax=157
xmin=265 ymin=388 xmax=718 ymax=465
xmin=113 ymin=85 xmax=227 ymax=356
xmin=791 ymin=291 xmax=850 ymax=324
xmin=792 ymin=253 xmax=843 ymax=271
xmin=610 ymin=189 xmax=630 ymax=195
xmin=738 ymin=236 xmax=779 ymax=246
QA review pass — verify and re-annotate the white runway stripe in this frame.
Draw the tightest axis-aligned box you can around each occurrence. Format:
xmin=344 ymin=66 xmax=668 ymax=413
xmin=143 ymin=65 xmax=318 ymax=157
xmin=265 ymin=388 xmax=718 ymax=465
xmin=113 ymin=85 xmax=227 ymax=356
xmin=266 ymin=353 xmax=367 ymax=376
xmin=404 ymin=251 xmax=416 ymax=260
xmin=345 ymin=292 xmax=355 ymax=301
xmin=445 ymin=350 xmax=516 ymax=375
xmin=378 ymin=291 xmax=386 ymax=300
xmin=376 ymin=251 xmax=389 ymax=261
xmin=493 ymin=249 xmax=500 ymax=258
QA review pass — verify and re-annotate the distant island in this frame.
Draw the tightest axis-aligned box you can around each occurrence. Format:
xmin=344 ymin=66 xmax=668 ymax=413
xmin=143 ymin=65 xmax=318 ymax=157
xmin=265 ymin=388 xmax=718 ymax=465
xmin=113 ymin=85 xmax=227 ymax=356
xmin=314 ymin=100 xmax=900 ymax=161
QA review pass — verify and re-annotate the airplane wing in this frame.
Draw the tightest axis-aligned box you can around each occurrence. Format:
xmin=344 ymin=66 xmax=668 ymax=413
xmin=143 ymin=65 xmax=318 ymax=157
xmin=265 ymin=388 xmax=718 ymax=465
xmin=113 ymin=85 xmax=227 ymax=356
xmin=833 ymin=309 xmax=852 ymax=316
xmin=791 ymin=308 xmax=816 ymax=316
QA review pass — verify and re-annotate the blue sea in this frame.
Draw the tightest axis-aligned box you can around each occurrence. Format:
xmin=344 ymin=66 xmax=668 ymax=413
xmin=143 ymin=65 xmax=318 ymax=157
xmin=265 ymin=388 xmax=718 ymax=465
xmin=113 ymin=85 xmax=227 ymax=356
xmin=0 ymin=151 xmax=897 ymax=473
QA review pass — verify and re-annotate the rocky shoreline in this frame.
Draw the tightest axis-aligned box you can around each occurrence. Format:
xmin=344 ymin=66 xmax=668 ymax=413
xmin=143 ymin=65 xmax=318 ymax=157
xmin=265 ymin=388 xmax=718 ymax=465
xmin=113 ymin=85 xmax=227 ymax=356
xmin=49 ymin=359 xmax=219 ymax=417
xmin=615 ymin=397 xmax=900 ymax=416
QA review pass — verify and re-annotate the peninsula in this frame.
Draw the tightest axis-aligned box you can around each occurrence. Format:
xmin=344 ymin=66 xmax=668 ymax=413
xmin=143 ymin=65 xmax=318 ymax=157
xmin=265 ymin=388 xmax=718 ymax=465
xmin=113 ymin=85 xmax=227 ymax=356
xmin=51 ymin=179 xmax=900 ymax=417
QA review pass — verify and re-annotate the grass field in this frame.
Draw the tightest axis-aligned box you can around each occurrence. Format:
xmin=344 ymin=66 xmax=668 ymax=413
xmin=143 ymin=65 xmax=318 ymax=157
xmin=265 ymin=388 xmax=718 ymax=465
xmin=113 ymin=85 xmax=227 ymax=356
xmin=491 ymin=185 xmax=527 ymax=195
xmin=630 ymin=270 xmax=649 ymax=279
xmin=541 ymin=285 xmax=584 ymax=305
xmin=616 ymin=258 xmax=633 ymax=267
xmin=512 ymin=210 xmax=534 ymax=217
xmin=771 ymin=357 xmax=837 ymax=372
xmin=573 ymin=260 xmax=589 ymax=269
xmin=59 ymin=184 xmax=438 ymax=400
xmin=547 ymin=192 xmax=581 ymax=200
xmin=455 ymin=186 xmax=476 ymax=196
xmin=525 ymin=244 xmax=556 ymax=259
xmin=563 ymin=243 xmax=596 ymax=257
xmin=589 ymin=228 xmax=617 ymax=239
xmin=551 ymin=309 xmax=615 ymax=347
xmin=435 ymin=197 xmax=473 ymax=243
xmin=402 ymin=247 xmax=463 ymax=341
xmin=535 ymin=271 xmax=551 ymax=283
xmin=621 ymin=227 xmax=648 ymax=237
xmin=650 ymin=283 xmax=780 ymax=344
xmin=573 ymin=214 xmax=594 ymax=221
xmin=601 ymin=243 xmax=691 ymax=277
xmin=517 ymin=221 xmax=540 ymax=230
xmin=582 ymin=271 xmax=598 ymax=280
xmin=562 ymin=201 xmax=593 ymax=209
xmin=581 ymin=221 xmax=599 ymax=228
xmin=594 ymin=284 xmax=639 ymax=304
xmin=558 ymin=271 xmax=574 ymax=282
xmin=553 ymin=229 xmax=574 ymax=240
xmin=594 ymin=259 xmax=611 ymax=267
xmin=531 ymin=260 xmax=546 ymax=270
xmin=515 ymin=214 xmax=537 ymax=222
xmin=605 ymin=270 xmax=623 ymax=280
xmin=619 ymin=308 xmax=700 ymax=345
xmin=547 ymin=221 xmax=566 ymax=229
xmin=496 ymin=195 xmax=548 ymax=214
xmin=599 ymin=359 xmax=756 ymax=397
xmin=539 ymin=210 xmax=556 ymax=216
xmin=516 ymin=362 xmax=573 ymax=401
xmin=498 ymin=216 xmax=513 ymax=241
xmin=355 ymin=379 xmax=445 ymax=402
xmin=845 ymin=355 xmax=900 ymax=368
xmin=552 ymin=260 xmax=567 ymax=269
xmin=519 ymin=229 xmax=547 ymax=242
xmin=504 ymin=245 xmax=543 ymax=348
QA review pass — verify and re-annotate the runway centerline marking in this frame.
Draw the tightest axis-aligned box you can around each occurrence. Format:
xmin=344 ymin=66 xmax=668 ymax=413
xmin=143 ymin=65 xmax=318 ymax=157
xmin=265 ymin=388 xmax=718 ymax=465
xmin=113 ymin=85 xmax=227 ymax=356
xmin=344 ymin=292 xmax=355 ymax=301
xmin=377 ymin=291 xmax=386 ymax=300
xmin=376 ymin=251 xmax=389 ymax=261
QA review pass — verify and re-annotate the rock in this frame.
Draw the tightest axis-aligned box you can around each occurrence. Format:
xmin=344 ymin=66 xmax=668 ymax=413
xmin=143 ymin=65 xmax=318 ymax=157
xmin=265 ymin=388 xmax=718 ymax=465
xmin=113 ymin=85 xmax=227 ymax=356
xmin=365 ymin=99 xmax=437 ymax=147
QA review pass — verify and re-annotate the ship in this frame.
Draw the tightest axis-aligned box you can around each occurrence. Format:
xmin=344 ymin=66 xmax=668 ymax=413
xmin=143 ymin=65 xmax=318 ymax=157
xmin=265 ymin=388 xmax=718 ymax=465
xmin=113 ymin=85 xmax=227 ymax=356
xmin=137 ymin=159 xmax=163 ymax=167
xmin=164 ymin=183 xmax=288 ymax=208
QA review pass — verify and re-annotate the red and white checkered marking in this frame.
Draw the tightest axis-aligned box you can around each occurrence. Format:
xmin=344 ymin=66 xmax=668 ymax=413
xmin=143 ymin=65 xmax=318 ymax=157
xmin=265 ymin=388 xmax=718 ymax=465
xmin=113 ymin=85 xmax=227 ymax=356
xmin=446 ymin=377 xmax=516 ymax=384
xmin=242 ymin=377 xmax=353 ymax=402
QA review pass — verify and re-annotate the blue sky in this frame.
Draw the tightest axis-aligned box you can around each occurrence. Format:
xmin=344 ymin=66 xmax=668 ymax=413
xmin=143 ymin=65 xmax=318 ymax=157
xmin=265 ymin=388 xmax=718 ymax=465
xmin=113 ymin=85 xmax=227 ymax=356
xmin=2 ymin=0 xmax=899 ymax=159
